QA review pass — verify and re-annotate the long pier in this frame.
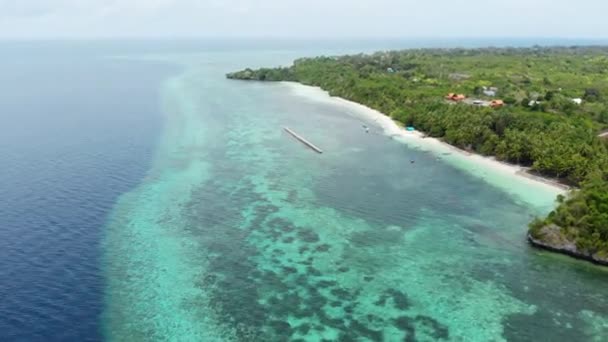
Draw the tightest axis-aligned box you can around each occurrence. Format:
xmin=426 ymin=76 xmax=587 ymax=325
xmin=283 ymin=127 xmax=323 ymax=154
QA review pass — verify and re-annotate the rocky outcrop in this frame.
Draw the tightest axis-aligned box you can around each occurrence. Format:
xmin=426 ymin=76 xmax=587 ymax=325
xmin=528 ymin=224 xmax=608 ymax=266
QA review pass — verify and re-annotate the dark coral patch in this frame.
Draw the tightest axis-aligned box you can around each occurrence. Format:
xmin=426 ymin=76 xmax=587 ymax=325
xmin=386 ymin=289 xmax=411 ymax=310
xmin=297 ymin=229 xmax=320 ymax=243
xmin=349 ymin=319 xmax=383 ymax=341
xmin=267 ymin=296 xmax=281 ymax=306
xmin=373 ymin=289 xmax=411 ymax=310
xmin=343 ymin=305 xmax=354 ymax=314
xmin=294 ymin=275 xmax=308 ymax=286
xmin=315 ymin=244 xmax=331 ymax=252
xmin=282 ymin=266 xmax=298 ymax=274
xmin=374 ymin=293 xmax=388 ymax=306
xmin=269 ymin=320 xmax=293 ymax=336
xmin=306 ymin=266 xmax=322 ymax=277
xmin=280 ymin=225 xmax=296 ymax=233
xmin=267 ymin=228 xmax=283 ymax=240
xmin=394 ymin=316 xmax=416 ymax=342
xmin=316 ymin=280 xmax=337 ymax=288
xmin=296 ymin=323 xmax=311 ymax=334
xmin=317 ymin=310 xmax=345 ymax=327
xmin=330 ymin=288 xmax=352 ymax=301
xmin=337 ymin=331 xmax=358 ymax=342
xmin=281 ymin=292 xmax=302 ymax=309
xmin=415 ymin=315 xmax=449 ymax=340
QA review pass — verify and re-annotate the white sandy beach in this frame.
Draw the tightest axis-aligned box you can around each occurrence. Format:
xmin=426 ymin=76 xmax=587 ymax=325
xmin=283 ymin=82 xmax=568 ymax=210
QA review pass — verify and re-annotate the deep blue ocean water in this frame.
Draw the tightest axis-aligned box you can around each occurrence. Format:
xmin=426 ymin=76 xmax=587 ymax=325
xmin=0 ymin=44 xmax=179 ymax=341
xmin=2 ymin=39 xmax=608 ymax=341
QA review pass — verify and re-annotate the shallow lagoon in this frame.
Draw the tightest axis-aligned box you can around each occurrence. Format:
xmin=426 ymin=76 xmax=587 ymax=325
xmin=103 ymin=52 xmax=608 ymax=341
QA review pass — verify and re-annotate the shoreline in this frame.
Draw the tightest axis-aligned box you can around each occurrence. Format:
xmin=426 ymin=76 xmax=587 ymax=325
xmin=527 ymin=233 xmax=608 ymax=266
xmin=282 ymin=81 xmax=569 ymax=205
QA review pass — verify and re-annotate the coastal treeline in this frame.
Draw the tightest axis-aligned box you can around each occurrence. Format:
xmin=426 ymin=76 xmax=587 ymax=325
xmin=227 ymin=47 xmax=608 ymax=261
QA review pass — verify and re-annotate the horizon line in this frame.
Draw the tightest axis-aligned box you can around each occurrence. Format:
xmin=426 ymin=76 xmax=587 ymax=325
xmin=1 ymin=36 xmax=608 ymax=42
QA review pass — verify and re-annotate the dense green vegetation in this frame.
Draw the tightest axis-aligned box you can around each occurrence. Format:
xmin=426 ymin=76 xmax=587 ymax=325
xmin=228 ymin=46 xmax=608 ymax=262
xmin=530 ymin=171 xmax=608 ymax=260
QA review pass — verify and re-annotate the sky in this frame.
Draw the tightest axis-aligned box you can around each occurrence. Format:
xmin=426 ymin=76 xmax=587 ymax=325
xmin=0 ymin=0 xmax=607 ymax=39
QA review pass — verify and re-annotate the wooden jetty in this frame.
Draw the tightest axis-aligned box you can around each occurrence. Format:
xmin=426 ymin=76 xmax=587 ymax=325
xmin=283 ymin=127 xmax=323 ymax=154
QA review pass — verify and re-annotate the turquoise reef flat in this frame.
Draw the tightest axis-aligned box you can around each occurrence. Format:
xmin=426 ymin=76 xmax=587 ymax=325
xmin=102 ymin=52 xmax=608 ymax=341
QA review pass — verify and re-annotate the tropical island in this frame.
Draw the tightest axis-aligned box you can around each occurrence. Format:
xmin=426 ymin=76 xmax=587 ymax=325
xmin=227 ymin=46 xmax=608 ymax=265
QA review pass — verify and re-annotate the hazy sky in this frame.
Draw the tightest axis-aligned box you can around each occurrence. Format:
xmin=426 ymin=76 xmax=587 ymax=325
xmin=0 ymin=0 xmax=606 ymax=39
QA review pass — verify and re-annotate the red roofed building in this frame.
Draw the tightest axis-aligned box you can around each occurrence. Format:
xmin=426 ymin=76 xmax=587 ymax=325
xmin=490 ymin=100 xmax=504 ymax=108
xmin=445 ymin=93 xmax=466 ymax=102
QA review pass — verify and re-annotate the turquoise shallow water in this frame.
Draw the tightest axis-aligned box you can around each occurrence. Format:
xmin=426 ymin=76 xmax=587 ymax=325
xmin=103 ymin=51 xmax=608 ymax=341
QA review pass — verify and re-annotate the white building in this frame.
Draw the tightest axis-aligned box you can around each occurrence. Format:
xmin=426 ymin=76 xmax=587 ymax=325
xmin=482 ymin=86 xmax=498 ymax=97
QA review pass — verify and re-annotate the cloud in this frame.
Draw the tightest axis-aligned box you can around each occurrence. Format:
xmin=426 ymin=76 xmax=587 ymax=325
xmin=0 ymin=0 xmax=60 ymax=17
xmin=0 ymin=0 xmax=606 ymax=39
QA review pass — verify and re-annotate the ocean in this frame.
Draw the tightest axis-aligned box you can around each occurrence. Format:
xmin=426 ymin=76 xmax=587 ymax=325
xmin=1 ymin=39 xmax=607 ymax=341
